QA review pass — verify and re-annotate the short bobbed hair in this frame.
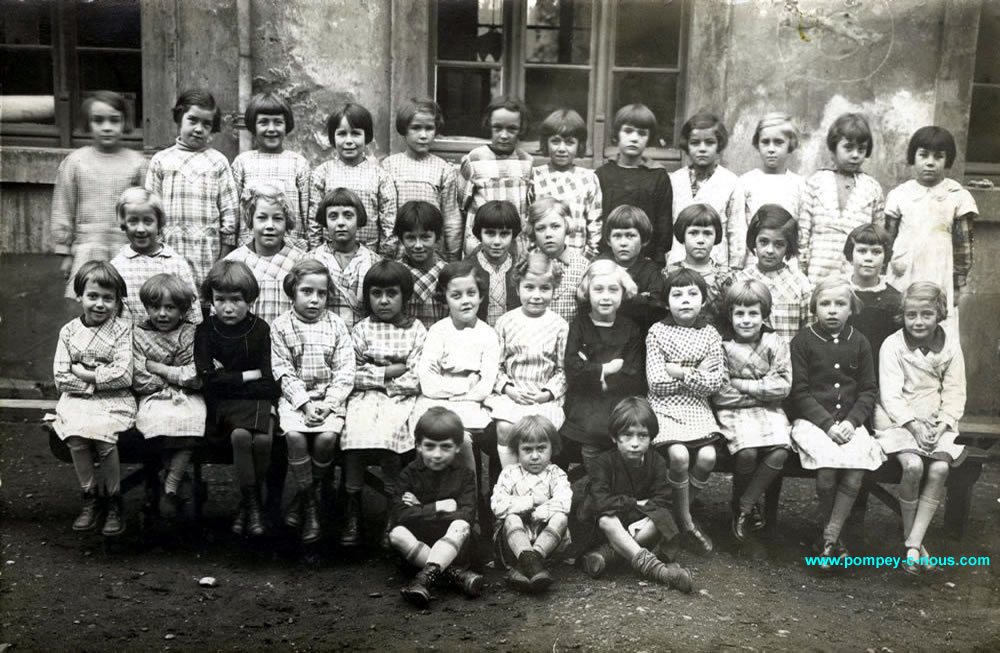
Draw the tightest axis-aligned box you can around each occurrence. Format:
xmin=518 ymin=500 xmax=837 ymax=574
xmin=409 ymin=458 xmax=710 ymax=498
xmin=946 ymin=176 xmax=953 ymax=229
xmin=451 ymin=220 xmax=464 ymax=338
xmin=282 ymin=258 xmax=333 ymax=299
xmin=608 ymin=396 xmax=659 ymax=440
xmin=481 ymin=95 xmax=529 ymax=135
xmin=844 ymin=223 xmax=892 ymax=264
xmin=73 ymin=261 xmax=127 ymax=315
xmin=472 ymin=200 xmax=522 ymax=240
xmin=576 ymin=259 xmax=638 ymax=304
xmin=436 ymin=259 xmax=488 ymax=304
xmin=363 ymin=260 xmax=415 ymax=315
xmin=526 ymin=197 xmax=571 ymax=242
xmin=415 ymin=406 xmax=464 ymax=445
xmin=507 ymin=415 xmax=561 ymax=455
xmin=139 ymin=273 xmax=195 ymax=314
xmin=314 ymin=187 xmax=368 ymax=229
xmin=746 ymin=204 xmax=799 ymax=259
xmin=826 ymin=112 xmax=873 ymax=157
xmin=809 ymin=277 xmax=863 ymax=316
xmin=723 ymin=279 xmax=773 ymax=322
xmin=394 ymin=200 xmax=444 ymax=238
xmin=172 ymin=89 xmax=222 ymax=132
xmin=395 ymin=97 xmax=444 ymax=135
xmin=673 ymin=203 xmax=723 ymax=245
xmin=679 ymin=112 xmax=728 ymax=153
xmin=327 ymin=103 xmax=374 ymax=144
xmin=900 ymin=281 xmax=948 ymax=323
xmin=752 ymin=112 xmax=798 ymax=152
xmin=664 ymin=267 xmax=709 ymax=305
xmin=203 ymin=260 xmax=259 ymax=304
xmin=244 ymin=92 xmax=295 ymax=134
xmin=907 ymin=126 xmax=957 ymax=168
xmin=117 ymin=187 xmax=166 ymax=230
xmin=244 ymin=183 xmax=294 ymax=230
xmin=602 ymin=205 xmax=652 ymax=245
xmin=611 ymin=103 xmax=657 ymax=144
xmin=539 ymin=109 xmax=587 ymax=155
xmin=514 ymin=251 xmax=562 ymax=287
xmin=83 ymin=90 xmax=132 ymax=134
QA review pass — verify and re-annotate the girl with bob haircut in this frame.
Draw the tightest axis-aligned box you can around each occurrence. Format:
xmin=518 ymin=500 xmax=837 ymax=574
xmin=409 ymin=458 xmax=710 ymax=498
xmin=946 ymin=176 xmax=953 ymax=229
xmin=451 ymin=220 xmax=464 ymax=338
xmin=727 ymin=112 xmax=807 ymax=268
xmin=666 ymin=203 xmax=733 ymax=329
xmin=527 ymin=197 xmax=590 ymax=324
xmin=309 ymin=103 xmax=398 ymax=256
xmin=232 ymin=92 xmax=311 ymax=250
xmin=844 ymin=222 xmax=901 ymax=378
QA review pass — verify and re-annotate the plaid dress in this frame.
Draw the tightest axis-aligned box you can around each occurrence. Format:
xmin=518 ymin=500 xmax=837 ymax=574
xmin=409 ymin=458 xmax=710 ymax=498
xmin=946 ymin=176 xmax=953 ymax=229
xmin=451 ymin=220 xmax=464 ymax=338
xmin=548 ymin=248 xmax=589 ymax=325
xmin=132 ymin=321 xmax=205 ymax=439
xmin=225 ymin=243 xmax=306 ymax=324
xmin=271 ymin=308 xmax=355 ymax=432
xmin=50 ymin=146 xmax=148 ymax=297
xmin=486 ymin=309 xmax=568 ymax=429
xmin=381 ymin=153 xmax=462 ymax=261
xmin=306 ymin=243 xmax=379 ymax=329
xmin=145 ymin=140 xmax=240 ymax=291
xmin=668 ymin=164 xmax=739 ymax=266
xmin=800 ymin=169 xmax=884 ymax=284
xmin=713 ymin=331 xmax=792 ymax=454
xmin=308 ymin=156 xmax=398 ymax=257
xmin=110 ymin=244 xmax=203 ymax=328
xmin=726 ymin=169 xmax=806 ymax=269
xmin=402 ymin=257 xmax=448 ymax=330
xmin=529 ymin=165 xmax=603 ymax=259
xmin=52 ymin=317 xmax=135 ymax=443
xmin=734 ymin=264 xmax=812 ymax=346
xmin=230 ymin=149 xmax=311 ymax=250
xmin=646 ymin=317 xmax=727 ymax=446
xmin=458 ymin=145 xmax=534 ymax=256
xmin=343 ymin=318 xmax=427 ymax=453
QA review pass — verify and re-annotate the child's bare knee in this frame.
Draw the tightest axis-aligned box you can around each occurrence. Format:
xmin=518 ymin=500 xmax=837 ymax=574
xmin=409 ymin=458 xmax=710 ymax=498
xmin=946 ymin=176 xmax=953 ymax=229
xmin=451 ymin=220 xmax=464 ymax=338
xmin=667 ymin=444 xmax=690 ymax=468
xmin=696 ymin=445 xmax=716 ymax=467
xmin=448 ymin=520 xmax=471 ymax=539
xmin=503 ymin=514 xmax=524 ymax=530
xmin=388 ymin=526 xmax=410 ymax=548
xmin=926 ymin=460 xmax=950 ymax=483
xmin=597 ymin=515 xmax=620 ymax=532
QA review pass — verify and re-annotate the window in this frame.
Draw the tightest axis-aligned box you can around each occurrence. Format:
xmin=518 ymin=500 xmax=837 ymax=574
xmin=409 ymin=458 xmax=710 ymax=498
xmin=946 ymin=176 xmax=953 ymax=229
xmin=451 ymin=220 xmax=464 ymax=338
xmin=431 ymin=0 xmax=687 ymax=160
xmin=0 ymin=0 xmax=142 ymax=148
xmin=967 ymin=2 xmax=1000 ymax=173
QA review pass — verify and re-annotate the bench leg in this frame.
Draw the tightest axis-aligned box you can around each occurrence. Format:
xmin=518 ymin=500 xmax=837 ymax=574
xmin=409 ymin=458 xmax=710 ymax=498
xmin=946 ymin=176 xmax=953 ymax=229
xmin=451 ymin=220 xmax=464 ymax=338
xmin=944 ymin=460 xmax=983 ymax=540
xmin=763 ymin=474 xmax=783 ymax=533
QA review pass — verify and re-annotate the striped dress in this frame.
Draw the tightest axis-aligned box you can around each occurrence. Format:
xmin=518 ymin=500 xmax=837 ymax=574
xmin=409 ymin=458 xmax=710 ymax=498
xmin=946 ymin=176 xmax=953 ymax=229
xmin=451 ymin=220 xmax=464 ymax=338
xmin=132 ymin=321 xmax=206 ymax=439
xmin=381 ymin=152 xmax=463 ymax=261
xmin=529 ymin=164 xmax=603 ymax=259
xmin=230 ymin=149 xmax=312 ymax=250
xmin=308 ymin=155 xmax=398 ymax=257
xmin=225 ymin=243 xmax=306 ymax=324
xmin=486 ymin=308 xmax=568 ymax=429
xmin=458 ymin=145 xmax=534 ymax=256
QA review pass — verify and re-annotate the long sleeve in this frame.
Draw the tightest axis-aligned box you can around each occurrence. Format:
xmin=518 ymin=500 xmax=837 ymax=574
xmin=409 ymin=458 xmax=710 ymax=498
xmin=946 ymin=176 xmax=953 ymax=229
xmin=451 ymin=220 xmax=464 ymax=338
xmin=296 ymin=159 xmax=311 ymax=232
xmin=441 ymin=165 xmax=463 ymax=262
xmin=53 ymin=326 xmax=93 ymax=395
xmin=742 ymin=338 xmax=792 ymax=401
xmin=540 ymin=465 xmax=573 ymax=515
xmin=377 ymin=168 xmax=399 ymax=257
xmin=321 ymin=319 xmax=356 ymax=413
xmin=216 ymin=162 xmax=239 ymax=247
xmin=144 ymin=156 xmax=163 ymax=196
xmin=790 ymin=334 xmax=835 ymax=432
xmin=93 ymin=329 xmax=133 ymax=391
xmin=494 ymin=322 xmax=512 ymax=393
xmin=163 ymin=326 xmax=201 ymax=389
xmin=417 ymin=327 xmax=471 ymax=398
xmin=469 ymin=326 xmax=501 ymax=402
xmin=725 ymin=183 xmax=749 ymax=269
xmin=541 ymin=323 xmax=568 ymax=400
xmin=646 ymin=454 xmax=673 ymax=512
xmin=646 ymin=327 xmax=682 ymax=396
xmin=194 ymin=326 xmax=245 ymax=389
xmin=679 ymin=335 xmax=728 ymax=396
xmin=307 ymin=165 xmax=328 ymax=249
xmin=490 ymin=468 xmax=535 ymax=518
xmin=586 ymin=181 xmax=603 ymax=259
xmin=269 ymin=325 xmax=310 ymax=408
xmin=845 ymin=337 xmax=877 ymax=428
xmin=654 ymin=172 xmax=673 ymax=263
xmin=952 ymin=212 xmax=975 ymax=292
xmin=798 ymin=180 xmax=817 ymax=274
xmin=387 ymin=327 xmax=424 ymax=397
xmin=564 ymin=320 xmax=603 ymax=390
xmin=588 ymin=454 xmax=637 ymax=517
xmin=132 ymin=338 xmax=166 ymax=395
xmin=878 ymin=340 xmax=914 ymax=426
xmin=452 ymin=466 xmax=477 ymax=524
xmin=938 ymin=346 xmax=967 ymax=427
xmin=50 ymin=156 xmax=78 ymax=254
xmin=394 ymin=464 xmax=440 ymax=524
xmin=352 ymin=324 xmax=387 ymax=390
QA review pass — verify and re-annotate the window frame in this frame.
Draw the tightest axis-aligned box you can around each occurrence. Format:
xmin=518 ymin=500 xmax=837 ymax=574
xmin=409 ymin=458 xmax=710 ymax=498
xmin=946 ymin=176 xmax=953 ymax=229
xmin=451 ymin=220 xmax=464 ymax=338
xmin=965 ymin=2 xmax=1000 ymax=178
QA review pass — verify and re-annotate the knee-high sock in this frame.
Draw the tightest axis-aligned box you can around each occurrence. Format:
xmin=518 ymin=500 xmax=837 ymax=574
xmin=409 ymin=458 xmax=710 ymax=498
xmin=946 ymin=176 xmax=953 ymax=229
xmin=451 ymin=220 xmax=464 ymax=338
xmin=668 ymin=472 xmax=694 ymax=530
xmin=532 ymin=514 xmax=568 ymax=558
xmin=741 ymin=454 xmax=785 ymax=515
xmin=815 ymin=473 xmax=837 ymax=526
xmin=164 ymin=449 xmax=193 ymax=494
xmin=823 ymin=481 xmax=861 ymax=543
xmin=504 ymin=517 xmax=532 ymax=558
xmin=251 ymin=431 xmax=272 ymax=484
xmin=688 ymin=471 xmax=709 ymax=502
xmin=899 ymin=497 xmax=918 ymax=543
xmin=427 ymin=521 xmax=470 ymax=569
xmin=312 ymin=458 xmax=332 ymax=483
xmin=905 ymin=494 xmax=942 ymax=550
xmin=68 ymin=441 xmax=97 ymax=492
xmin=94 ymin=441 xmax=120 ymax=495
xmin=344 ymin=450 xmax=365 ymax=493
xmin=731 ymin=469 xmax=753 ymax=513
xmin=391 ymin=527 xmax=430 ymax=567
xmin=288 ymin=456 xmax=313 ymax=491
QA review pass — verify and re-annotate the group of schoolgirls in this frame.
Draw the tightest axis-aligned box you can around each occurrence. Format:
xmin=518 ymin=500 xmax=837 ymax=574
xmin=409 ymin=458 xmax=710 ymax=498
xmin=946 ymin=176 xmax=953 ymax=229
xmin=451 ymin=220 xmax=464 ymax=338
xmin=50 ymin=86 xmax=976 ymax=607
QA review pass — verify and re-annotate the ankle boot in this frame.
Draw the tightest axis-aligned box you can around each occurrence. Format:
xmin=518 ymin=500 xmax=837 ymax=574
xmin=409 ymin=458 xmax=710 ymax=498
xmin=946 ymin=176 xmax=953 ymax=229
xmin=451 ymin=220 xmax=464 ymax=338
xmin=401 ymin=562 xmax=442 ymax=608
xmin=243 ymin=486 xmax=265 ymax=537
xmin=631 ymin=548 xmax=693 ymax=593
xmin=102 ymin=494 xmax=126 ymax=537
xmin=517 ymin=550 xmax=552 ymax=593
xmin=339 ymin=491 xmax=362 ymax=547
xmin=231 ymin=499 xmax=246 ymax=536
xmin=284 ymin=491 xmax=303 ymax=529
xmin=439 ymin=566 xmax=484 ymax=597
xmin=581 ymin=542 xmax=616 ymax=578
xmin=73 ymin=490 xmax=100 ymax=531
xmin=301 ymin=489 xmax=322 ymax=544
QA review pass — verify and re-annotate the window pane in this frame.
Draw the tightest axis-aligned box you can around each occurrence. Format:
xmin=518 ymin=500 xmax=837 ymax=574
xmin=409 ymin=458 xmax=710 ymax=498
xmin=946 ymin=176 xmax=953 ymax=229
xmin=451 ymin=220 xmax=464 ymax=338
xmin=0 ymin=50 xmax=55 ymax=123
xmin=0 ymin=0 xmax=52 ymax=45
xmin=78 ymin=51 xmax=142 ymax=128
xmin=437 ymin=0 xmax=504 ymax=63
xmin=612 ymin=71 xmax=679 ymax=148
xmin=436 ymin=66 xmax=502 ymax=137
xmin=524 ymin=68 xmax=588 ymax=140
xmin=974 ymin=1 xmax=1000 ymax=84
xmin=76 ymin=0 xmax=140 ymax=49
xmin=525 ymin=0 xmax=592 ymax=65
xmin=967 ymin=85 xmax=1000 ymax=163
xmin=615 ymin=0 xmax=682 ymax=68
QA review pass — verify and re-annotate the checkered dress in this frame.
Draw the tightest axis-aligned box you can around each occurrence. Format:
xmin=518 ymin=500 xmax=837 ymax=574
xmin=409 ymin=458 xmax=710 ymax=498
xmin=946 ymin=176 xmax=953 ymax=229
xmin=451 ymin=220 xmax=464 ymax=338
xmin=50 ymin=146 xmax=148 ymax=297
xmin=646 ymin=319 xmax=727 ymax=445
xmin=529 ymin=165 xmax=603 ymax=259
xmin=230 ymin=150 xmax=312 ymax=250
xmin=402 ymin=257 xmax=447 ymax=330
xmin=548 ymin=249 xmax=589 ymax=325
xmin=381 ymin=153 xmax=463 ymax=261
xmin=110 ymin=244 xmax=204 ymax=328
xmin=734 ymin=264 xmax=812 ymax=346
xmin=800 ymin=169 xmax=884 ymax=284
xmin=712 ymin=331 xmax=792 ymax=454
xmin=271 ymin=308 xmax=355 ymax=432
xmin=306 ymin=243 xmax=379 ymax=329
xmin=458 ymin=145 xmax=534 ymax=256
xmin=486 ymin=309 xmax=568 ymax=428
xmin=667 ymin=165 xmax=739 ymax=267
xmin=132 ymin=321 xmax=206 ymax=439
xmin=52 ymin=317 xmax=136 ymax=443
xmin=145 ymin=140 xmax=240 ymax=290
xmin=225 ymin=243 xmax=306 ymax=324
xmin=725 ymin=169 xmax=806 ymax=269
xmin=308 ymin=156 xmax=398 ymax=257
xmin=342 ymin=317 xmax=427 ymax=453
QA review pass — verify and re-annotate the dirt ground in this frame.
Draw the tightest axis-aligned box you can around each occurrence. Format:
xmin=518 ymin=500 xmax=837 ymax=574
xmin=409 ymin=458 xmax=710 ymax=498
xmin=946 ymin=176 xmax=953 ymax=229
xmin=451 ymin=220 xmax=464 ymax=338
xmin=2 ymin=422 xmax=998 ymax=652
